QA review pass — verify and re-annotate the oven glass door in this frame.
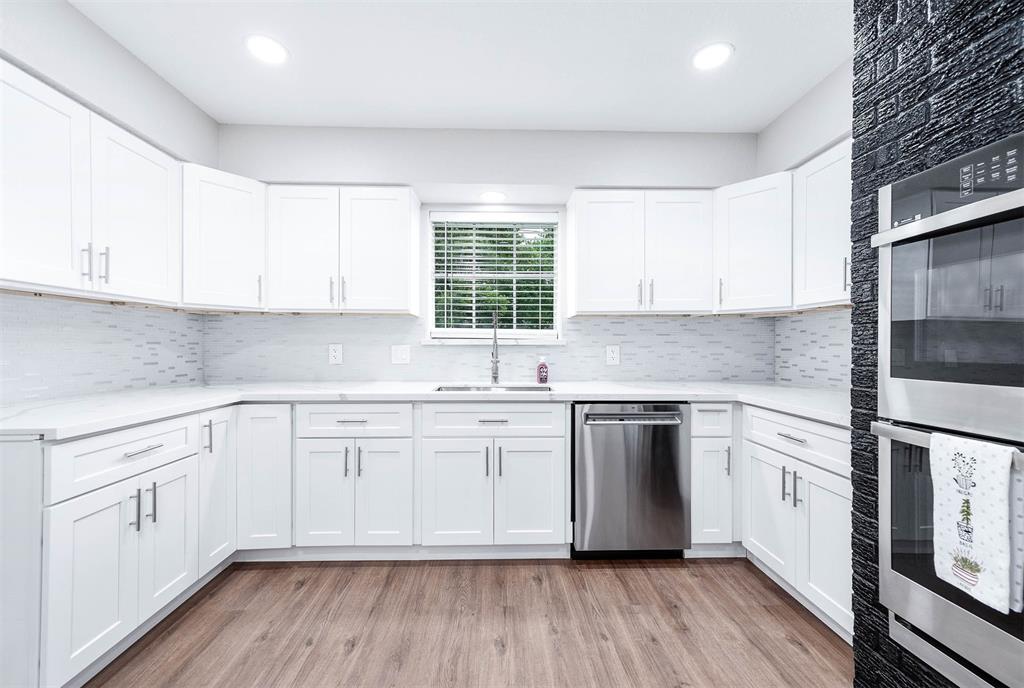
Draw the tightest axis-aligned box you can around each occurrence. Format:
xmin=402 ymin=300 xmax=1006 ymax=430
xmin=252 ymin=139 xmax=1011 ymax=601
xmin=889 ymin=216 xmax=1024 ymax=388
xmin=889 ymin=438 xmax=1024 ymax=640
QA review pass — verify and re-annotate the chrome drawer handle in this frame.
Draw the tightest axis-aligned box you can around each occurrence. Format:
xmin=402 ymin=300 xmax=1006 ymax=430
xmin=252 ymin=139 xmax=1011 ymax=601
xmin=478 ymin=419 xmax=510 ymax=424
xmin=124 ymin=443 xmax=164 ymax=458
xmin=781 ymin=466 xmax=790 ymax=501
xmin=777 ymin=432 xmax=807 ymax=445
xmin=335 ymin=419 xmax=368 ymax=423
xmin=128 ymin=488 xmax=141 ymax=531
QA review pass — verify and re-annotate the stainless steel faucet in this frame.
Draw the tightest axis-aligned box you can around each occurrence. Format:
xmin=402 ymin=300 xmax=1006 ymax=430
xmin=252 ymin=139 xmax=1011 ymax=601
xmin=490 ymin=310 xmax=500 ymax=384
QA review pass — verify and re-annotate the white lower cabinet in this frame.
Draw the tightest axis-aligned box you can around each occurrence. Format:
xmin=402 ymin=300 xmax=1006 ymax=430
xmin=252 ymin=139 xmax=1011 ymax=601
xmin=493 ymin=438 xmax=565 ymax=545
xmin=42 ymin=456 xmax=199 ymax=687
xmin=744 ymin=440 xmax=797 ymax=580
xmin=295 ymin=437 xmax=413 ymax=546
xmin=197 ymin=407 xmax=236 ymax=576
xmin=690 ymin=437 xmax=734 ymax=544
xmin=421 ymin=436 xmax=565 ymax=546
xmin=236 ymin=405 xmax=293 ymax=549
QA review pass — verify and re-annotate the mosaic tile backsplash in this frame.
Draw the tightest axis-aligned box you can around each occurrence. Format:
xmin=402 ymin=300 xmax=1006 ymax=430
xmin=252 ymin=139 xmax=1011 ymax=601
xmin=0 ymin=293 xmax=850 ymax=405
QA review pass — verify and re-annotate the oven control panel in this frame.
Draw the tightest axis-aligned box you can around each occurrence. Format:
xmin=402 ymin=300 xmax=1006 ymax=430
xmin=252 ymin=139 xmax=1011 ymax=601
xmin=889 ymin=132 xmax=1023 ymax=228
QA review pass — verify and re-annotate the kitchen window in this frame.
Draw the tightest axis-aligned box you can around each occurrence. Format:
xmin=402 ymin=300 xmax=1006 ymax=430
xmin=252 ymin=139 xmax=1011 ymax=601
xmin=431 ymin=212 xmax=558 ymax=340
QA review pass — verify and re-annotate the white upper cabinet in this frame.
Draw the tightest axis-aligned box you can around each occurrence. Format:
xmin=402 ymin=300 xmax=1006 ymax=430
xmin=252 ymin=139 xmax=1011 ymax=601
xmin=644 ymin=190 xmax=714 ymax=312
xmin=714 ymin=172 xmax=793 ymax=312
xmin=569 ymin=190 xmax=646 ymax=313
xmin=0 ymin=61 xmax=91 ymax=291
xmin=268 ymin=185 xmax=340 ymax=311
xmin=90 ymin=115 xmax=182 ymax=303
xmin=792 ymin=139 xmax=852 ymax=307
xmin=182 ymin=164 xmax=267 ymax=309
xmin=339 ymin=186 xmax=420 ymax=313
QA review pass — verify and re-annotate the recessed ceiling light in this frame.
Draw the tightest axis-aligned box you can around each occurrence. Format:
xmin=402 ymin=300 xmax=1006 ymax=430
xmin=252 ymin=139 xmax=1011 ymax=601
xmin=692 ymin=42 xmax=734 ymax=71
xmin=246 ymin=35 xmax=288 ymax=65
xmin=480 ymin=191 xmax=506 ymax=203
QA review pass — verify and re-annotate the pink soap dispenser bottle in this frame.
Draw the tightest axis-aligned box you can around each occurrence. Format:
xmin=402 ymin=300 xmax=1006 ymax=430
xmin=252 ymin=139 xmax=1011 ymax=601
xmin=536 ymin=357 xmax=549 ymax=384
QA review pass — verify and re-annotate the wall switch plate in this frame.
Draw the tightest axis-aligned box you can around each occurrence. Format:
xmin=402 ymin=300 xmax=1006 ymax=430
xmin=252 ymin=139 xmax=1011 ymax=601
xmin=605 ymin=345 xmax=620 ymax=365
xmin=328 ymin=344 xmax=343 ymax=365
xmin=391 ymin=344 xmax=411 ymax=364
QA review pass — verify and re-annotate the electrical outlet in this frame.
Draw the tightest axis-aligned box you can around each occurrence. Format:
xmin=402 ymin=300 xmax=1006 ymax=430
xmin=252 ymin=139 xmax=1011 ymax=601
xmin=391 ymin=344 xmax=411 ymax=364
xmin=605 ymin=345 xmax=620 ymax=365
xmin=328 ymin=343 xmax=343 ymax=365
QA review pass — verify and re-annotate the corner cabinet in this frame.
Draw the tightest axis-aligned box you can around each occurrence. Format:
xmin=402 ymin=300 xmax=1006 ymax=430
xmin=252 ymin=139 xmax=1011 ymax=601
xmin=236 ymin=405 xmax=292 ymax=549
xmin=568 ymin=189 xmax=713 ymax=314
xmin=182 ymin=164 xmax=267 ymax=310
xmin=792 ymin=139 xmax=852 ymax=308
xmin=713 ymin=172 xmax=793 ymax=312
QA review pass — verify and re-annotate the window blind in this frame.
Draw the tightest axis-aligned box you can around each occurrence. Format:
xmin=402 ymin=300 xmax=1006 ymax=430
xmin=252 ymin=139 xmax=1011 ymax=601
xmin=432 ymin=220 xmax=556 ymax=335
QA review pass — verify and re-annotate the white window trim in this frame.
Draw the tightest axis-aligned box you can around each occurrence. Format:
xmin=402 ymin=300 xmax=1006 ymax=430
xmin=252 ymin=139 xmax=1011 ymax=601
xmin=422 ymin=205 xmax=566 ymax=344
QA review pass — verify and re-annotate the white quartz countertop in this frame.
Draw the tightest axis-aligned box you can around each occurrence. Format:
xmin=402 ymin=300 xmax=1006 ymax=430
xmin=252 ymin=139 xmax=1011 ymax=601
xmin=0 ymin=381 xmax=851 ymax=440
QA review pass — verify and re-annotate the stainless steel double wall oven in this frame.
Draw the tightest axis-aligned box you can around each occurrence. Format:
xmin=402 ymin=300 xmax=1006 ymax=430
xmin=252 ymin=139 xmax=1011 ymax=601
xmin=872 ymin=133 xmax=1023 ymax=688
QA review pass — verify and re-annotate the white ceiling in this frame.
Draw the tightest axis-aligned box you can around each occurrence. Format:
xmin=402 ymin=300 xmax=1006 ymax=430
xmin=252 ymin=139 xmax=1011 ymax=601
xmin=71 ymin=0 xmax=853 ymax=134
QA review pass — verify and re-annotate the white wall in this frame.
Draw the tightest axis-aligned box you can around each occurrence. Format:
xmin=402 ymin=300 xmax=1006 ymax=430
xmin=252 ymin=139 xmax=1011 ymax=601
xmin=218 ymin=125 xmax=757 ymax=191
xmin=755 ymin=58 xmax=852 ymax=175
xmin=0 ymin=0 xmax=219 ymax=165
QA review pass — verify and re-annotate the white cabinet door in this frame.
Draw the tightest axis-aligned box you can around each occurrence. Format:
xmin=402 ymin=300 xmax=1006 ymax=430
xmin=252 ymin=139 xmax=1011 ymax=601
xmin=493 ymin=438 xmax=564 ymax=545
xmin=294 ymin=438 xmax=355 ymax=547
xmin=354 ymin=438 xmax=413 ymax=546
xmin=794 ymin=460 xmax=853 ymax=634
xmin=714 ymin=172 xmax=793 ymax=312
xmin=198 ymin=407 xmax=236 ymax=575
xmin=42 ymin=477 xmax=139 ymax=687
xmin=690 ymin=438 xmax=733 ymax=544
xmin=339 ymin=186 xmax=417 ymax=312
xmin=743 ymin=440 xmax=796 ymax=581
xmin=236 ymin=405 xmax=292 ymax=549
xmin=268 ymin=185 xmax=340 ymax=311
xmin=571 ymin=190 xmax=646 ymax=312
xmin=182 ymin=164 xmax=267 ymax=309
xmin=0 ymin=61 xmax=92 ymax=291
xmin=138 ymin=456 xmax=198 ymax=619
xmin=644 ymin=190 xmax=714 ymax=312
xmin=793 ymin=139 xmax=852 ymax=307
xmin=90 ymin=115 xmax=181 ymax=303
xmin=421 ymin=438 xmax=493 ymax=545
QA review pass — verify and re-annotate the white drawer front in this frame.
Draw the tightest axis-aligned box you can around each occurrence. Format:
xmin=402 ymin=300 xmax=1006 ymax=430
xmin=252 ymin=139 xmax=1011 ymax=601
xmin=421 ymin=403 xmax=566 ymax=437
xmin=743 ymin=405 xmax=850 ymax=476
xmin=45 ymin=415 xmax=200 ymax=504
xmin=691 ymin=403 xmax=733 ymax=437
xmin=296 ymin=404 xmax=413 ymax=437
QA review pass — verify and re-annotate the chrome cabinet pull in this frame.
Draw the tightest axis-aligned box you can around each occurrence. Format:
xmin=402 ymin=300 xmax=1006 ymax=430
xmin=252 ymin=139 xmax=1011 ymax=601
xmin=718 ymin=278 xmax=724 ymax=306
xmin=792 ymin=472 xmax=803 ymax=508
xmin=124 ymin=443 xmax=164 ymax=458
xmin=344 ymin=446 xmax=350 ymax=477
xmin=842 ymin=257 xmax=850 ymax=292
xmin=984 ymin=286 xmax=993 ymax=310
xmin=995 ymin=284 xmax=1005 ymax=311
xmin=777 ymin=432 xmax=807 ymax=445
xmin=637 ymin=279 xmax=643 ymax=307
xmin=336 ymin=419 xmax=368 ymax=424
xmin=81 ymin=243 xmax=93 ymax=279
xmin=329 ymin=276 xmax=335 ymax=305
xmin=341 ymin=276 xmax=347 ymax=303
xmin=649 ymin=278 xmax=654 ymax=307
xmin=498 ymin=446 xmax=503 ymax=477
xmin=485 ymin=445 xmax=490 ymax=477
xmin=357 ymin=446 xmax=363 ymax=477
xmin=145 ymin=481 xmax=157 ymax=522
xmin=725 ymin=445 xmax=731 ymax=476
xmin=477 ymin=418 xmax=509 ymax=424
xmin=129 ymin=488 xmax=141 ymax=531
xmin=257 ymin=275 xmax=263 ymax=304
xmin=100 ymin=246 xmax=111 ymax=283
xmin=204 ymin=420 xmax=214 ymax=452
xmin=781 ymin=465 xmax=790 ymax=501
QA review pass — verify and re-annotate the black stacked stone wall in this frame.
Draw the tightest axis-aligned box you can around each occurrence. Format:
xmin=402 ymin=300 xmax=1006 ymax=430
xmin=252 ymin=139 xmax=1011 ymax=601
xmin=850 ymin=0 xmax=1023 ymax=686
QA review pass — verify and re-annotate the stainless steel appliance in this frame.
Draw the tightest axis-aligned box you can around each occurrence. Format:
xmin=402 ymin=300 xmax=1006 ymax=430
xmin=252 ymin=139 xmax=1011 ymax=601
xmin=572 ymin=403 xmax=690 ymax=553
xmin=874 ymin=132 xmax=1024 ymax=443
xmin=873 ymin=134 xmax=1024 ymax=688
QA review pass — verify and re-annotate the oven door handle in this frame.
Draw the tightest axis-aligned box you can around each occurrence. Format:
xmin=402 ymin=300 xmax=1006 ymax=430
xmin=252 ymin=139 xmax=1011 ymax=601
xmin=872 ymin=421 xmax=1024 ymax=470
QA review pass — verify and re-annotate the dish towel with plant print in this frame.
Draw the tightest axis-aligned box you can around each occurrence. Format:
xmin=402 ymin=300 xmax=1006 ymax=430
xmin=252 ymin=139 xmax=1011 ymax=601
xmin=930 ymin=432 xmax=1016 ymax=613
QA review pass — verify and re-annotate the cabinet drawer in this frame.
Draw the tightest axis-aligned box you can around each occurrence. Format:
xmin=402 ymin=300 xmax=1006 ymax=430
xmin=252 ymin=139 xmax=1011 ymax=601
xmin=45 ymin=415 xmax=200 ymax=504
xmin=296 ymin=404 xmax=412 ymax=437
xmin=421 ymin=403 xmax=566 ymax=437
xmin=743 ymin=405 xmax=850 ymax=476
xmin=691 ymin=403 xmax=733 ymax=437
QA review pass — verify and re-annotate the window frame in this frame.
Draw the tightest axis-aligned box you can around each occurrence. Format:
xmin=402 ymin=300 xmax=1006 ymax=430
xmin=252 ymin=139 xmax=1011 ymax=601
xmin=425 ymin=208 xmax=564 ymax=344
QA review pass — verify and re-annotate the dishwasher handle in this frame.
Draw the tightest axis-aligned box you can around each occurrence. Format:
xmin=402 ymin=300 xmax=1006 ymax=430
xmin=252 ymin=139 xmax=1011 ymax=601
xmin=583 ymin=413 xmax=682 ymax=426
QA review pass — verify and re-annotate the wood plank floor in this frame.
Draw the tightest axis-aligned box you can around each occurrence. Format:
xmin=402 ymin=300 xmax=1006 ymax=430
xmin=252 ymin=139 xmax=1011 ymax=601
xmin=88 ymin=559 xmax=853 ymax=688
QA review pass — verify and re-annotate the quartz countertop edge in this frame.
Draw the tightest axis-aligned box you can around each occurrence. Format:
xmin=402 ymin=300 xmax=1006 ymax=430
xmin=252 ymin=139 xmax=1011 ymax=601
xmin=0 ymin=382 xmax=851 ymax=440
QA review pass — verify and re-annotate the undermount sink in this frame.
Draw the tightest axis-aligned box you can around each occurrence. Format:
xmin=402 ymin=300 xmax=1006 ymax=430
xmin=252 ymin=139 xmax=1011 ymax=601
xmin=435 ymin=385 xmax=552 ymax=392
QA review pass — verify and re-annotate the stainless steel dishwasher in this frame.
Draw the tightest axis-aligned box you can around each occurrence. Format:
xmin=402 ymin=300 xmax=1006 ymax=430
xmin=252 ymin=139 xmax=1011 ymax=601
xmin=572 ymin=403 xmax=690 ymax=555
